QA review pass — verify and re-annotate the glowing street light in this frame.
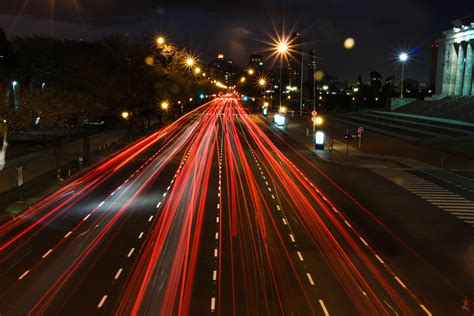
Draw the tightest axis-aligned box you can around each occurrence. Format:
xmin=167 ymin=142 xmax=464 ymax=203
xmin=121 ymin=111 xmax=130 ymax=120
xmin=259 ymin=78 xmax=266 ymax=87
xmin=161 ymin=101 xmax=169 ymax=110
xmin=185 ymin=57 xmax=195 ymax=67
xmin=194 ymin=67 xmax=201 ymax=74
xmin=277 ymin=41 xmax=288 ymax=54
xmin=240 ymin=76 xmax=246 ymax=83
xmin=399 ymin=52 xmax=409 ymax=98
xmin=248 ymin=68 xmax=255 ymax=75
xmin=156 ymin=36 xmax=165 ymax=46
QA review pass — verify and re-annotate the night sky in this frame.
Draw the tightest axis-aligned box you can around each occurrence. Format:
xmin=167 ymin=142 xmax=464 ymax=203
xmin=0 ymin=0 xmax=473 ymax=84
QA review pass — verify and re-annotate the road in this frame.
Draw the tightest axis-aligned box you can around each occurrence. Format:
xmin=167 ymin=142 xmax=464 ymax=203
xmin=0 ymin=97 xmax=471 ymax=315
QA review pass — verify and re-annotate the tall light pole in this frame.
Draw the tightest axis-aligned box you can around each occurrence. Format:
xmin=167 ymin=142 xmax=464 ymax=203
xmin=299 ymin=48 xmax=304 ymax=116
xmin=276 ymin=40 xmax=289 ymax=111
xmin=399 ymin=52 xmax=408 ymax=98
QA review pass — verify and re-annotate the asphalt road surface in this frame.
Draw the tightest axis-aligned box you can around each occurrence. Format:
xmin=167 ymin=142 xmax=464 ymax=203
xmin=0 ymin=97 xmax=472 ymax=315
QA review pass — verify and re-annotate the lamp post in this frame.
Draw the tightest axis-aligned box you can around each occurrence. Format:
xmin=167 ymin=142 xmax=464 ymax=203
xmin=399 ymin=52 xmax=408 ymax=98
xmin=276 ymin=40 xmax=289 ymax=111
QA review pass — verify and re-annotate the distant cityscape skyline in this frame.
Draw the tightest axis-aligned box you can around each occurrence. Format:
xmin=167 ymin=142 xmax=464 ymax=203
xmin=0 ymin=0 xmax=472 ymax=84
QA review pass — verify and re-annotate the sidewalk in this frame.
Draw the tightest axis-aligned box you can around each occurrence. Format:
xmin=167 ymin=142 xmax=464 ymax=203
xmin=272 ymin=114 xmax=474 ymax=170
xmin=0 ymin=129 xmax=126 ymax=194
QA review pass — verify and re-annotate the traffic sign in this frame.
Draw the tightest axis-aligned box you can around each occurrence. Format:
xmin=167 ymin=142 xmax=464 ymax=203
xmin=358 ymin=127 xmax=364 ymax=134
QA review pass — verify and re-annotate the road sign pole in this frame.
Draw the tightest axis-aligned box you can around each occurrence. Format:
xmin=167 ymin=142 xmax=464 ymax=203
xmin=358 ymin=133 xmax=362 ymax=149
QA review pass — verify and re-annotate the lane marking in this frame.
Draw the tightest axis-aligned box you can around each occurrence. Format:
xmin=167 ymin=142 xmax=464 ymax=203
xmin=83 ymin=214 xmax=91 ymax=221
xmin=210 ymin=297 xmax=216 ymax=311
xmin=98 ymin=201 xmax=105 ymax=207
xmin=282 ymin=218 xmax=288 ymax=225
xmin=297 ymin=251 xmax=304 ymax=261
xmin=64 ymin=231 xmax=73 ymax=238
xmin=138 ymin=232 xmax=144 ymax=239
xmin=42 ymin=249 xmax=53 ymax=259
xmin=276 ymin=205 xmax=281 ymax=211
xmin=359 ymin=237 xmax=369 ymax=246
xmin=127 ymin=248 xmax=135 ymax=258
xmin=375 ymin=254 xmax=385 ymax=264
xmin=18 ymin=270 xmax=30 ymax=280
xmin=394 ymin=276 xmax=407 ymax=288
xmin=213 ymin=270 xmax=217 ymax=281
xmin=214 ymin=248 xmax=218 ymax=257
xmin=97 ymin=295 xmax=108 ymax=309
xmin=216 ymin=217 xmax=219 ymax=223
xmin=289 ymin=234 xmax=295 ymax=243
xmin=114 ymin=268 xmax=123 ymax=280
xmin=148 ymin=215 xmax=154 ymax=222
xmin=344 ymin=220 xmax=352 ymax=228
xmin=215 ymin=232 xmax=219 ymax=240
xmin=420 ymin=304 xmax=432 ymax=316
xmin=156 ymin=201 xmax=162 ymax=208
xmin=306 ymin=273 xmax=315 ymax=285
xmin=319 ymin=299 xmax=329 ymax=316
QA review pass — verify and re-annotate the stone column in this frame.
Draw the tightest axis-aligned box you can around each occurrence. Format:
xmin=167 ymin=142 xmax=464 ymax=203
xmin=449 ymin=43 xmax=459 ymax=95
xmin=441 ymin=41 xmax=453 ymax=96
xmin=454 ymin=42 xmax=466 ymax=96
xmin=463 ymin=41 xmax=473 ymax=96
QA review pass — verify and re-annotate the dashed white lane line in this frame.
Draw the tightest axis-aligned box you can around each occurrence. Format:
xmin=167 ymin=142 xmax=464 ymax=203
xmin=306 ymin=273 xmax=315 ymax=285
xmin=212 ymin=270 xmax=217 ymax=281
xmin=83 ymin=214 xmax=91 ymax=221
xmin=276 ymin=205 xmax=281 ymax=211
xmin=148 ymin=215 xmax=154 ymax=222
xmin=271 ymin=194 xmax=275 ymax=199
xmin=297 ymin=251 xmax=304 ymax=261
xmin=214 ymin=248 xmax=218 ymax=257
xmin=268 ymin=188 xmax=272 ymax=192
xmin=98 ymin=201 xmax=105 ymax=207
xmin=394 ymin=276 xmax=407 ymax=288
xmin=163 ymin=192 xmax=167 ymax=197
xmin=210 ymin=297 xmax=216 ymax=311
xmin=64 ymin=231 xmax=73 ymax=238
xmin=18 ymin=270 xmax=30 ymax=280
xmin=217 ymin=203 xmax=220 ymax=209
xmin=420 ymin=304 xmax=432 ymax=316
xmin=375 ymin=254 xmax=385 ymax=264
xmin=319 ymin=299 xmax=329 ymax=316
xmin=156 ymin=201 xmax=162 ymax=208
xmin=344 ymin=220 xmax=352 ymax=228
xmin=138 ymin=232 xmax=144 ymax=239
xmin=359 ymin=237 xmax=369 ymax=246
xmin=114 ymin=268 xmax=123 ymax=280
xmin=42 ymin=249 xmax=53 ymax=259
xmin=215 ymin=232 xmax=219 ymax=240
xmin=97 ymin=295 xmax=108 ymax=309
xmin=127 ymin=248 xmax=135 ymax=258
xmin=282 ymin=218 xmax=288 ymax=225
xmin=289 ymin=234 xmax=295 ymax=243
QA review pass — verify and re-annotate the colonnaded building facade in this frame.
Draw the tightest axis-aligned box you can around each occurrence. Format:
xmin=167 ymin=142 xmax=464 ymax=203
xmin=435 ymin=16 xmax=474 ymax=97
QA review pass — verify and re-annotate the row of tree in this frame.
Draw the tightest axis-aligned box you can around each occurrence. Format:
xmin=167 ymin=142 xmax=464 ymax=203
xmin=0 ymin=29 xmax=214 ymax=171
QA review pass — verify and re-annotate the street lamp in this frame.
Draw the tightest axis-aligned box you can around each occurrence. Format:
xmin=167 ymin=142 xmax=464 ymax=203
xmin=275 ymin=38 xmax=289 ymax=111
xmin=258 ymin=78 xmax=266 ymax=87
xmin=194 ymin=67 xmax=201 ymax=74
xmin=121 ymin=111 xmax=130 ymax=120
xmin=240 ymin=76 xmax=246 ymax=83
xmin=248 ymin=68 xmax=255 ymax=75
xmin=185 ymin=57 xmax=195 ymax=67
xmin=161 ymin=101 xmax=169 ymax=110
xmin=157 ymin=36 xmax=165 ymax=46
xmin=399 ymin=52 xmax=408 ymax=98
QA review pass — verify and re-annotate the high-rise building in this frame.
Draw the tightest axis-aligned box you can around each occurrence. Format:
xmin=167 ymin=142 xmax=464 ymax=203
xmin=248 ymin=53 xmax=264 ymax=72
xmin=287 ymin=32 xmax=303 ymax=88
xmin=307 ymin=50 xmax=317 ymax=80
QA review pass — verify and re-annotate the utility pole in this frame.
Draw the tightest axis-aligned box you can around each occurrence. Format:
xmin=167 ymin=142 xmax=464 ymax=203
xmin=299 ymin=48 xmax=304 ymax=116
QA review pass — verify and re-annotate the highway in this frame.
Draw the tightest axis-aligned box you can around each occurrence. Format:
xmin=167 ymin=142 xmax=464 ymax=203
xmin=0 ymin=97 xmax=470 ymax=315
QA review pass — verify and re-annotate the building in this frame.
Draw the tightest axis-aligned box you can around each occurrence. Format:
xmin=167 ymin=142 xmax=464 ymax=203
xmin=211 ymin=54 xmax=238 ymax=85
xmin=248 ymin=53 xmax=264 ymax=73
xmin=307 ymin=50 xmax=317 ymax=80
xmin=435 ymin=16 xmax=474 ymax=96
xmin=430 ymin=42 xmax=439 ymax=90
